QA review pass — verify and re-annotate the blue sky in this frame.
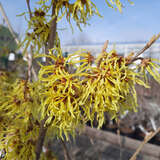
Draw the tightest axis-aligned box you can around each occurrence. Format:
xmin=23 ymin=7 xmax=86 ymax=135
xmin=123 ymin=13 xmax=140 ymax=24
xmin=0 ymin=0 xmax=160 ymax=44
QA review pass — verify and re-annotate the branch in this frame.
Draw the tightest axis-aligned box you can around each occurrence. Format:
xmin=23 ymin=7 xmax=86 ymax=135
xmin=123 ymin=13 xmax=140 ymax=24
xmin=35 ymin=1 xmax=58 ymax=159
xmin=26 ymin=53 xmax=32 ymax=82
xmin=81 ymin=126 xmax=160 ymax=158
xmin=135 ymin=33 xmax=160 ymax=58
xmin=126 ymin=57 xmax=144 ymax=66
xmin=130 ymin=127 xmax=160 ymax=160
xmin=102 ymin=40 xmax=109 ymax=53
xmin=25 ymin=46 xmax=38 ymax=82
xmin=126 ymin=33 xmax=160 ymax=65
xmin=97 ymin=40 xmax=109 ymax=67
xmin=31 ymin=67 xmax=38 ymax=81
xmin=26 ymin=47 xmax=32 ymax=82
xmin=35 ymin=119 xmax=47 ymax=160
xmin=26 ymin=0 xmax=32 ymax=19
xmin=60 ymin=139 xmax=72 ymax=160
xmin=45 ymin=0 xmax=58 ymax=65
xmin=117 ymin=120 xmax=122 ymax=160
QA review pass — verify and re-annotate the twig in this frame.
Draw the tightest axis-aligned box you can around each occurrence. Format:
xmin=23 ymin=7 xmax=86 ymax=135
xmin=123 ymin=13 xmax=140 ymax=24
xmin=30 ymin=45 xmax=38 ymax=81
xmin=135 ymin=33 xmax=160 ymax=58
xmin=127 ymin=57 xmax=144 ymax=65
xmin=46 ymin=0 xmax=58 ymax=51
xmin=31 ymin=67 xmax=38 ymax=81
xmin=60 ymin=139 xmax=72 ymax=160
xmin=127 ymin=33 xmax=160 ymax=65
xmin=26 ymin=0 xmax=32 ymax=18
xmin=150 ymin=118 xmax=157 ymax=131
xmin=35 ymin=119 xmax=47 ymax=160
xmin=26 ymin=46 xmax=39 ymax=82
xmin=138 ymin=125 xmax=149 ymax=136
xmin=102 ymin=40 xmax=109 ymax=53
xmin=81 ymin=126 xmax=160 ymax=158
xmin=97 ymin=40 xmax=109 ymax=67
xmin=117 ymin=119 xmax=122 ymax=160
xmin=26 ymin=52 xmax=32 ymax=82
xmin=130 ymin=127 xmax=160 ymax=160
xmin=34 ymin=1 xmax=58 ymax=158
xmin=44 ymin=0 xmax=58 ymax=65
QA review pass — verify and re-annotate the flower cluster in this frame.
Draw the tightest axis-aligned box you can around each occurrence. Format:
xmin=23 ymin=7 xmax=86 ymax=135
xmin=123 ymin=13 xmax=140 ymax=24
xmin=1 ymin=45 xmax=160 ymax=159
xmin=0 ymin=78 xmax=41 ymax=159
xmin=38 ymin=48 xmax=160 ymax=139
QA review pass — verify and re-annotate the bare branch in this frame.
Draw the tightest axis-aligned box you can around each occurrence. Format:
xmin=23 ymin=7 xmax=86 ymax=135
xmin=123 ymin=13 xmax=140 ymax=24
xmin=26 ymin=0 xmax=32 ymax=19
xmin=25 ymin=46 xmax=38 ymax=82
xmin=45 ymin=0 xmax=58 ymax=65
xmin=97 ymin=40 xmax=109 ymax=67
xmin=27 ymin=48 xmax=32 ymax=82
xmin=117 ymin=120 xmax=122 ymax=160
xmin=127 ymin=33 xmax=160 ymax=65
xmin=31 ymin=67 xmax=38 ymax=81
xmin=130 ymin=127 xmax=160 ymax=160
xmin=60 ymin=139 xmax=72 ymax=160
xmin=81 ymin=126 xmax=160 ymax=159
xmin=102 ymin=40 xmax=109 ymax=53
xmin=35 ymin=119 xmax=47 ymax=160
xmin=26 ymin=53 xmax=32 ymax=82
xmin=135 ymin=33 xmax=160 ymax=59
xmin=126 ymin=57 xmax=144 ymax=66
xmin=35 ymin=1 xmax=58 ymax=159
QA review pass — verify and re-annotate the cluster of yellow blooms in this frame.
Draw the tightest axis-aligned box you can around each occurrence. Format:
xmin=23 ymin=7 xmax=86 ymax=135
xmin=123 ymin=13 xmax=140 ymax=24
xmin=0 ymin=77 xmax=40 ymax=159
xmin=1 ymin=0 xmax=159 ymax=159
xmin=21 ymin=0 xmax=133 ymax=53
xmin=38 ymin=48 xmax=160 ymax=139
xmin=0 ymin=47 xmax=160 ymax=159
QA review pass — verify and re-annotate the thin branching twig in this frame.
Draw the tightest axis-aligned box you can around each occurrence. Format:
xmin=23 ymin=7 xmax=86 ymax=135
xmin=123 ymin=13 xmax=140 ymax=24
xmin=34 ymin=1 xmax=58 ymax=158
xmin=31 ymin=67 xmax=38 ymax=81
xmin=102 ymin=40 xmax=109 ymax=53
xmin=117 ymin=119 xmax=122 ymax=160
xmin=26 ymin=0 xmax=32 ymax=18
xmin=134 ymin=33 xmax=160 ymax=59
xmin=130 ymin=127 xmax=160 ymax=160
xmin=35 ymin=119 xmax=47 ymax=160
xmin=26 ymin=52 xmax=32 ymax=82
xmin=26 ymin=46 xmax=38 ymax=82
xmin=127 ymin=33 xmax=160 ymax=65
xmin=60 ymin=139 xmax=72 ymax=160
